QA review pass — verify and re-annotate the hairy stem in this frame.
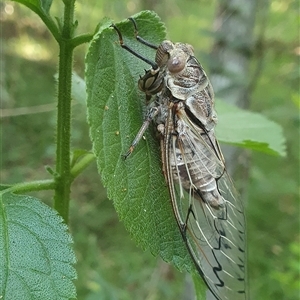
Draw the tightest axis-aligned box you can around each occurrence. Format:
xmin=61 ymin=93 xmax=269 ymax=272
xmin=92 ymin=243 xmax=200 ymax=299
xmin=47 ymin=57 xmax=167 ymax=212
xmin=2 ymin=180 xmax=56 ymax=195
xmin=54 ymin=1 xmax=76 ymax=223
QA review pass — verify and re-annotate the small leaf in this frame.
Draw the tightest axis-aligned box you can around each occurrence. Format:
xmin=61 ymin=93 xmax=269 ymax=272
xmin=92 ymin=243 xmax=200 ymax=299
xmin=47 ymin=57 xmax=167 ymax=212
xmin=216 ymin=100 xmax=286 ymax=156
xmin=0 ymin=192 xmax=77 ymax=299
xmin=86 ymin=11 xmax=195 ymax=273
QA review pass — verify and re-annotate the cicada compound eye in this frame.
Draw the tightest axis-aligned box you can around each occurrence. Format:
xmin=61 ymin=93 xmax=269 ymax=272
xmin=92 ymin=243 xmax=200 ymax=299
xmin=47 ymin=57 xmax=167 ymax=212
xmin=156 ymin=41 xmax=173 ymax=67
xmin=167 ymin=50 xmax=186 ymax=73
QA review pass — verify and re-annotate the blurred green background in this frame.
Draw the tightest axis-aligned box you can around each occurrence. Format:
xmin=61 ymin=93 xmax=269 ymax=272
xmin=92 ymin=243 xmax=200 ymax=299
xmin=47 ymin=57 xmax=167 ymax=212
xmin=1 ymin=0 xmax=299 ymax=299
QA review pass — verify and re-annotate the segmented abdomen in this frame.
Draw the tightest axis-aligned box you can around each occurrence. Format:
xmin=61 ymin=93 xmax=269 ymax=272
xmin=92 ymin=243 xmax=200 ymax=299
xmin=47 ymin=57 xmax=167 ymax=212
xmin=170 ymin=121 xmax=224 ymax=208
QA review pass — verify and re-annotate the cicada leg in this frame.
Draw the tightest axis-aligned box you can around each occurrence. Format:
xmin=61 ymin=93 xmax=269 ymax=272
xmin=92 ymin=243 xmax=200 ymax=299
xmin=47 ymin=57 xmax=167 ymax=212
xmin=110 ymin=22 xmax=159 ymax=71
xmin=123 ymin=106 xmax=159 ymax=159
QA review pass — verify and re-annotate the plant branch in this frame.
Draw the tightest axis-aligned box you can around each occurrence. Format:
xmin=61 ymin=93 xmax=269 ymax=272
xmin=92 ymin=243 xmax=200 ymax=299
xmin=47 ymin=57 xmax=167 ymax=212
xmin=2 ymin=180 xmax=56 ymax=195
xmin=71 ymin=33 xmax=94 ymax=48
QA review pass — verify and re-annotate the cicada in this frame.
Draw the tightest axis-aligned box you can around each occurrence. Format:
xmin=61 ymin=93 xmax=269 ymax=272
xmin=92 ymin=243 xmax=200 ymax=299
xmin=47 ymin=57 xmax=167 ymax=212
xmin=111 ymin=18 xmax=247 ymax=300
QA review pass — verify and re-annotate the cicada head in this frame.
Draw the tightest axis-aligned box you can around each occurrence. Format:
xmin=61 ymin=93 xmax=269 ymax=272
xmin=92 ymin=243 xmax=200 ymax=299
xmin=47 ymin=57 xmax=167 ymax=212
xmin=156 ymin=41 xmax=195 ymax=74
xmin=138 ymin=69 xmax=164 ymax=99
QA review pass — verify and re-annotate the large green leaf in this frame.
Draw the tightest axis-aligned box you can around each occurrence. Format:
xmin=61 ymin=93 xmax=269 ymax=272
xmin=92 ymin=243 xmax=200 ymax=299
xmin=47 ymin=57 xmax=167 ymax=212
xmin=216 ymin=100 xmax=286 ymax=156
xmin=0 ymin=192 xmax=77 ymax=299
xmin=85 ymin=11 xmax=195 ymax=273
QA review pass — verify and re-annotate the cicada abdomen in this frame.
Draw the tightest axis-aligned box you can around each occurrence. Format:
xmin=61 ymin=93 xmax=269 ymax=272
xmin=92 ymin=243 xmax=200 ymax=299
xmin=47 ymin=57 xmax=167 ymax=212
xmin=111 ymin=18 xmax=247 ymax=300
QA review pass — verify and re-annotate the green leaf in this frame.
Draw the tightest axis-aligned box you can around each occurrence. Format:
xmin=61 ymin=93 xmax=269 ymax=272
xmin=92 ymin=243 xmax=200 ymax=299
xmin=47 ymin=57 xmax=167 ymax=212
xmin=0 ymin=192 xmax=77 ymax=299
xmin=86 ymin=10 xmax=195 ymax=274
xmin=216 ymin=100 xmax=286 ymax=156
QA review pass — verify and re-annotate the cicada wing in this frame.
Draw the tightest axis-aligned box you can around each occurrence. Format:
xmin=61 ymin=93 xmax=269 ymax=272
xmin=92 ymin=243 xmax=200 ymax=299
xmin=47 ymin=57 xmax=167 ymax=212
xmin=183 ymin=174 xmax=247 ymax=300
xmin=162 ymin=111 xmax=247 ymax=300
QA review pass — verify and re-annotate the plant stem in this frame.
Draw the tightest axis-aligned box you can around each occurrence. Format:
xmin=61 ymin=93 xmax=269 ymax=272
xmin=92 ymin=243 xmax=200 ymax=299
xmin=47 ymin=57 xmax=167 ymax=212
xmin=54 ymin=0 xmax=76 ymax=224
xmin=71 ymin=33 xmax=94 ymax=48
xmin=2 ymin=180 xmax=56 ymax=195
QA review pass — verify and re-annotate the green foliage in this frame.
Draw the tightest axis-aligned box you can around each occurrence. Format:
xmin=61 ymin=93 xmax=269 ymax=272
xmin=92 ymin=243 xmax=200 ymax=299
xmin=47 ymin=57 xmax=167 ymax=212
xmin=2 ymin=0 xmax=84 ymax=298
xmin=2 ymin=0 xmax=298 ymax=299
xmin=0 ymin=192 xmax=76 ymax=299
xmin=272 ymin=241 xmax=300 ymax=298
xmin=216 ymin=101 xmax=286 ymax=156
xmin=85 ymin=10 xmax=287 ymax=299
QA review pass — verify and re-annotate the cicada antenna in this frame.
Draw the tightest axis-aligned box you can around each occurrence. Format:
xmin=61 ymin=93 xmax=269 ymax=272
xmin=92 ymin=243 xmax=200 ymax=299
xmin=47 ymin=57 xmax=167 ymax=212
xmin=110 ymin=22 xmax=159 ymax=71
